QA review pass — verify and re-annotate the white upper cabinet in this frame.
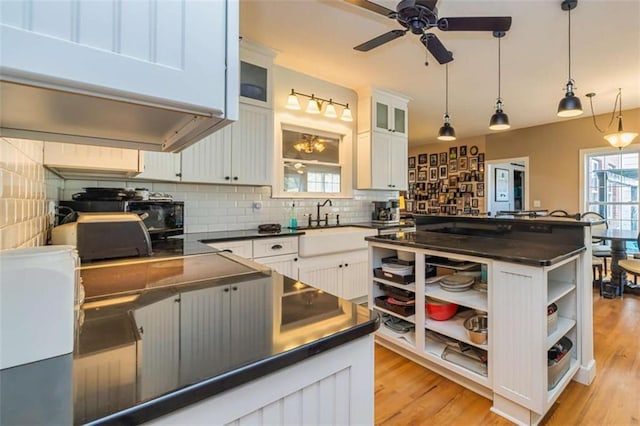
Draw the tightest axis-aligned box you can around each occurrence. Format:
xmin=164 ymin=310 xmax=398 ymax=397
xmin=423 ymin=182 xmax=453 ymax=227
xmin=137 ymin=152 xmax=182 ymax=182
xmin=181 ymin=103 xmax=273 ymax=185
xmin=43 ymin=141 xmax=142 ymax=179
xmin=0 ymin=0 xmax=239 ymax=153
xmin=356 ymin=88 xmax=410 ymax=190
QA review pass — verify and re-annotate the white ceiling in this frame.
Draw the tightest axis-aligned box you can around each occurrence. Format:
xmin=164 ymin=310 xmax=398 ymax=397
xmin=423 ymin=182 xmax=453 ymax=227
xmin=240 ymin=0 xmax=640 ymax=147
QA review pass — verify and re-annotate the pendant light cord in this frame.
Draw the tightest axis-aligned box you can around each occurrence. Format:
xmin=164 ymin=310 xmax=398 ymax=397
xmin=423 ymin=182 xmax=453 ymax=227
xmin=445 ymin=64 xmax=449 ymax=115
xmin=588 ymin=89 xmax=621 ymax=133
xmin=497 ymin=36 xmax=502 ymax=99
xmin=567 ymin=6 xmax=572 ymax=80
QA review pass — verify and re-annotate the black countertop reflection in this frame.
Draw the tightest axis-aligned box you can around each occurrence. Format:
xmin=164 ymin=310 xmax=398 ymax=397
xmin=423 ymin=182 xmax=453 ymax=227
xmin=75 ymin=252 xmax=378 ymax=425
xmin=366 ymin=230 xmax=585 ymax=266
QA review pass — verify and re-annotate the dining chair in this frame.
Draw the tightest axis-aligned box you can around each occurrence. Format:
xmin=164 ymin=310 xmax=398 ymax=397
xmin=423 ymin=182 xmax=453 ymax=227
xmin=619 ymin=231 xmax=640 ymax=292
xmin=580 ymin=212 xmax=612 ymax=276
xmin=549 ymin=209 xmax=569 ymax=217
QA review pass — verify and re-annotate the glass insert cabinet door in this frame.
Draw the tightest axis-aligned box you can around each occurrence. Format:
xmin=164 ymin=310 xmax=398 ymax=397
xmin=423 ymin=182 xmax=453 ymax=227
xmin=282 ymin=129 xmax=341 ymax=193
xmin=240 ymin=61 xmax=267 ymax=102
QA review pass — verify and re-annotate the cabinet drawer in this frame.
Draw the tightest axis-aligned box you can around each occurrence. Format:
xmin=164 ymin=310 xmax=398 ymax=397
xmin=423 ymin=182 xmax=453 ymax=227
xmin=206 ymin=241 xmax=252 ymax=259
xmin=253 ymin=237 xmax=298 ymax=258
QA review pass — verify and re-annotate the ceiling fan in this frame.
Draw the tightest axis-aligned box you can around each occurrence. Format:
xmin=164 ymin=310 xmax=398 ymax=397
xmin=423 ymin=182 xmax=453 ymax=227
xmin=345 ymin=0 xmax=512 ymax=64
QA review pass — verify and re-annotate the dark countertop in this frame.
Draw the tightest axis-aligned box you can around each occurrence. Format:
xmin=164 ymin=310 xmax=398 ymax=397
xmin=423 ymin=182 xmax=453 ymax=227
xmin=366 ymin=230 xmax=585 ymax=266
xmin=75 ymin=251 xmax=379 ymax=424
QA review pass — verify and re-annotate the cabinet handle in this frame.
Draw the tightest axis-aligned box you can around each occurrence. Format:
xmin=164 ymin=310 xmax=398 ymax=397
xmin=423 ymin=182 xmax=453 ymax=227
xmin=271 ymin=244 xmax=283 ymax=250
xmin=232 ymin=286 xmax=238 ymax=291
xmin=345 ymin=263 xmax=349 ymax=267
xmin=233 ymin=176 xmax=238 ymax=181
xmin=176 ymin=173 xmax=182 ymax=177
xmin=174 ymin=298 xmax=180 ymax=303
xmin=225 ymin=176 xmax=231 ymax=180
xmin=138 ymin=326 xmax=144 ymax=335
xmin=224 ymin=288 xmax=230 ymax=292
xmin=222 ymin=249 xmax=233 ymax=253
xmin=339 ymin=264 xmax=343 ymax=268
xmin=294 ymin=258 xmax=298 ymax=262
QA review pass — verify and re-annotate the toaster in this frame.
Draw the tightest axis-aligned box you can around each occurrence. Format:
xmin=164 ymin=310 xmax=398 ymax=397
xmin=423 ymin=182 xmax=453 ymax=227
xmin=51 ymin=212 xmax=152 ymax=261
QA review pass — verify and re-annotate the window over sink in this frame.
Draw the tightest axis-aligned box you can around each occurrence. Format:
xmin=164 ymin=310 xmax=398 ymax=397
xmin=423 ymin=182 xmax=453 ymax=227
xmin=274 ymin=124 xmax=352 ymax=198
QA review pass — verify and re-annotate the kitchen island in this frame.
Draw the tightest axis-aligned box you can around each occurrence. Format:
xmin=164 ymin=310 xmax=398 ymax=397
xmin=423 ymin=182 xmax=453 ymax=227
xmin=366 ymin=215 xmax=596 ymax=426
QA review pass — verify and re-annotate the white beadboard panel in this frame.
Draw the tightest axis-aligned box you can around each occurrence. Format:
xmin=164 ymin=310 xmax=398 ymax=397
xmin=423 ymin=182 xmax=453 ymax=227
xmin=77 ymin=1 xmax=114 ymax=51
xmin=181 ymin=127 xmax=233 ymax=183
xmin=492 ymin=261 xmax=546 ymax=414
xmin=155 ymin=0 xmax=183 ymax=69
xmin=31 ymin=0 xmax=73 ymax=40
xmin=133 ymin=295 xmax=180 ymax=401
xmin=231 ymin=104 xmax=272 ymax=185
xmin=119 ymin=0 xmax=151 ymax=61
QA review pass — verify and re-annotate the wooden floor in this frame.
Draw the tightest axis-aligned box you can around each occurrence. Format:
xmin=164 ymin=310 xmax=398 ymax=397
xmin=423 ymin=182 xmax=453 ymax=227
xmin=374 ymin=290 xmax=640 ymax=425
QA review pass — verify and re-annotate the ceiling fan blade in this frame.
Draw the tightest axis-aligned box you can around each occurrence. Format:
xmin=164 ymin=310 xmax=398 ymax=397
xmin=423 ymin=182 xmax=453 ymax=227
xmin=344 ymin=0 xmax=396 ymax=18
xmin=437 ymin=16 xmax=512 ymax=32
xmin=421 ymin=33 xmax=453 ymax=64
xmin=354 ymin=29 xmax=407 ymax=51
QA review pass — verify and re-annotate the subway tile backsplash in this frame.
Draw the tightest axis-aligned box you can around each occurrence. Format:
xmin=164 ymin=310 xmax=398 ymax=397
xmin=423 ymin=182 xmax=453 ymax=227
xmin=63 ymin=180 xmax=398 ymax=233
xmin=0 ymin=137 xmax=63 ymax=250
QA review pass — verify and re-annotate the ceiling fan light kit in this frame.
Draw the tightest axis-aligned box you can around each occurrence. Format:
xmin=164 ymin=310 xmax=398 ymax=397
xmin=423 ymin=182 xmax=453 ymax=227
xmin=557 ymin=0 xmax=583 ymax=118
xmin=586 ymin=89 xmax=638 ymax=149
xmin=489 ymin=31 xmax=510 ymax=130
xmin=285 ymin=89 xmax=353 ymax=121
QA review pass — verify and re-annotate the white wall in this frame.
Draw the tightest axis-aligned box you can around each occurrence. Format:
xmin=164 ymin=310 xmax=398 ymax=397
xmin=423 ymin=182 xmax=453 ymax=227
xmin=0 ymin=137 xmax=63 ymax=249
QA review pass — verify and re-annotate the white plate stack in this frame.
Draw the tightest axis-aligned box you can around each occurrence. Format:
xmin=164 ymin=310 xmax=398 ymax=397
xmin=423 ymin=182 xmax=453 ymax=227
xmin=440 ymin=274 xmax=475 ymax=292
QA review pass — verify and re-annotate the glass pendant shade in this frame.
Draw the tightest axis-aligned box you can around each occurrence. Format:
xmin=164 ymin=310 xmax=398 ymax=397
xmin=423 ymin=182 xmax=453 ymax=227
xmin=340 ymin=105 xmax=353 ymax=122
xmin=604 ymin=117 xmax=638 ymax=149
xmin=286 ymin=90 xmax=301 ymax=110
xmin=306 ymin=97 xmax=321 ymax=114
xmin=324 ymin=102 xmax=338 ymax=118
xmin=557 ymin=82 xmax=583 ymax=117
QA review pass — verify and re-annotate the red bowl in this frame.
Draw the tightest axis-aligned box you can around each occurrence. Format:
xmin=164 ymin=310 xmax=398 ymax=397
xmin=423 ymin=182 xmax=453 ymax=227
xmin=425 ymin=301 xmax=458 ymax=321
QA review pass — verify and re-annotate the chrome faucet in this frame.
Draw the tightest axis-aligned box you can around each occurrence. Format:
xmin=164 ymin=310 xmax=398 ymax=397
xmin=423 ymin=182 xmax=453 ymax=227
xmin=310 ymin=199 xmax=333 ymax=227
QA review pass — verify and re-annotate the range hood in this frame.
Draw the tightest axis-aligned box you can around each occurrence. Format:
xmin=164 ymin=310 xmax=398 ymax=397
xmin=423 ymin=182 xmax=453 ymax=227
xmin=0 ymin=80 xmax=235 ymax=153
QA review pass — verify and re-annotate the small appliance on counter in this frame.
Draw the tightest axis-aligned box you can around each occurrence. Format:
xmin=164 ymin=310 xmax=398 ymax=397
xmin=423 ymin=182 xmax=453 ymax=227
xmin=372 ymin=200 xmax=400 ymax=224
xmin=51 ymin=212 xmax=152 ymax=262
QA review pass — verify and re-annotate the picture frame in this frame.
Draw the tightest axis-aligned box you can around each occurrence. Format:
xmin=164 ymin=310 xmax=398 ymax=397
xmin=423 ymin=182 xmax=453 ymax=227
xmin=470 ymin=157 xmax=478 ymax=171
xmin=418 ymin=201 xmax=427 ymax=211
xmin=418 ymin=170 xmax=427 ymax=181
xmin=459 ymin=156 xmax=468 ymax=171
xmin=408 ymin=156 xmax=416 ymax=168
xmin=430 ymin=153 xmax=438 ymax=166
xmin=470 ymin=145 xmax=479 ymax=156
xmin=478 ymin=171 xmax=485 ymax=182
xmin=460 ymin=145 xmax=467 ymax=156
xmin=408 ymin=169 xmax=416 ymax=182
xmin=449 ymin=146 xmax=458 ymax=160
xmin=439 ymin=152 xmax=448 ymax=165
xmin=449 ymin=176 xmax=458 ymax=186
xmin=478 ymin=153 xmax=485 ymax=162
xmin=418 ymin=153 xmax=428 ymax=165
xmin=429 ymin=167 xmax=438 ymax=182
xmin=439 ymin=164 xmax=448 ymax=179
xmin=479 ymin=162 xmax=485 ymax=172
xmin=495 ymin=168 xmax=509 ymax=201
xmin=472 ymin=198 xmax=479 ymax=208
xmin=449 ymin=159 xmax=458 ymax=173
xmin=460 ymin=184 xmax=466 ymax=193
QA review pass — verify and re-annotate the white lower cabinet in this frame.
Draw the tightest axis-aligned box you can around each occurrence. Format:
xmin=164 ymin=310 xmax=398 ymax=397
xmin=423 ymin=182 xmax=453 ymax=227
xmin=368 ymin=241 xmax=592 ymax=425
xmin=253 ymin=253 xmax=298 ymax=279
xmin=207 ymin=240 xmax=253 ymax=259
xmin=298 ymin=250 xmax=369 ymax=300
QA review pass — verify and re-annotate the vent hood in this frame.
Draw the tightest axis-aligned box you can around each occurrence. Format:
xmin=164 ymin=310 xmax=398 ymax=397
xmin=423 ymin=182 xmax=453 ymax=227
xmin=0 ymin=80 xmax=236 ymax=153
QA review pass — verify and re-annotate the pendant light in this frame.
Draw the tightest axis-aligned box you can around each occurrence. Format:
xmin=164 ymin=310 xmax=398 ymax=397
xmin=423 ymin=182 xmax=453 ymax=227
xmin=557 ymin=0 xmax=583 ymax=117
xmin=489 ymin=31 xmax=510 ymax=130
xmin=437 ymin=63 xmax=456 ymax=141
xmin=586 ymin=89 xmax=639 ymax=149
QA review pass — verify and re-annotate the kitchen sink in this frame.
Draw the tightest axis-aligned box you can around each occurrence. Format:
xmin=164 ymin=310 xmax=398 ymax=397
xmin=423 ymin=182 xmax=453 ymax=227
xmin=298 ymin=226 xmax=378 ymax=257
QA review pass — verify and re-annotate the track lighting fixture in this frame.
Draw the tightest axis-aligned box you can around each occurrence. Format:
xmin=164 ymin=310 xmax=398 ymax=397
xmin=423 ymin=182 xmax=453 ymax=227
xmin=285 ymin=89 xmax=353 ymax=121
xmin=437 ymin=63 xmax=456 ymax=141
xmin=586 ymin=89 xmax=638 ymax=149
xmin=557 ymin=0 xmax=583 ymax=118
xmin=489 ymin=31 xmax=510 ymax=130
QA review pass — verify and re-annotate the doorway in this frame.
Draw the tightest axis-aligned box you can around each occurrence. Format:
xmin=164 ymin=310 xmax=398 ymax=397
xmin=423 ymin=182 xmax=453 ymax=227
xmin=485 ymin=157 xmax=529 ymax=215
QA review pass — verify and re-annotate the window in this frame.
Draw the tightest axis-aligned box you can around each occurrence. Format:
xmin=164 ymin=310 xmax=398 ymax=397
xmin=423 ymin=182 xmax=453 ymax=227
xmin=276 ymin=125 xmax=351 ymax=197
xmin=585 ymin=149 xmax=639 ymax=250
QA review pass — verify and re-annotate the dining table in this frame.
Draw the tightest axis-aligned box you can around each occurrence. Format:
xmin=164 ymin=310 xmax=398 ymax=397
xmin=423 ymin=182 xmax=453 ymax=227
xmin=591 ymin=228 xmax=638 ymax=298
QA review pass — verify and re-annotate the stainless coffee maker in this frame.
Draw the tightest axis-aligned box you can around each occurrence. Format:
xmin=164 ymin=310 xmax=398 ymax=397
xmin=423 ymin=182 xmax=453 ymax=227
xmin=372 ymin=200 xmax=400 ymax=224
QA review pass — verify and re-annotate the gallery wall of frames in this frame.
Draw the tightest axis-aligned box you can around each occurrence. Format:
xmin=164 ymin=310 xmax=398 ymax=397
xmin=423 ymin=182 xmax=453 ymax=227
xmin=406 ymin=144 xmax=485 ymax=215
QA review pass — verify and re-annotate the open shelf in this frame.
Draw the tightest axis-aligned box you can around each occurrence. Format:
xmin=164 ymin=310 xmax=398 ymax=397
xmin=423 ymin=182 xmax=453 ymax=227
xmin=373 ymin=277 xmax=416 ymax=292
xmin=377 ymin=323 xmax=416 ymax=350
xmin=425 ymin=309 xmax=487 ymax=350
xmin=547 ymin=357 xmax=579 ymax=405
xmin=373 ymin=306 xmax=416 ymax=324
xmin=423 ymin=336 xmax=489 ymax=383
xmin=548 ymin=279 xmax=576 ymax=304
xmin=425 ymin=283 xmax=488 ymax=312
xmin=426 ymin=259 xmax=482 ymax=271
xmin=546 ymin=317 xmax=576 ymax=350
